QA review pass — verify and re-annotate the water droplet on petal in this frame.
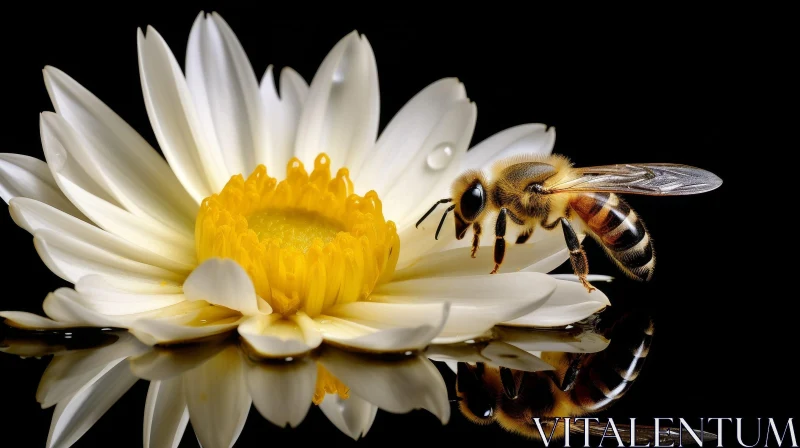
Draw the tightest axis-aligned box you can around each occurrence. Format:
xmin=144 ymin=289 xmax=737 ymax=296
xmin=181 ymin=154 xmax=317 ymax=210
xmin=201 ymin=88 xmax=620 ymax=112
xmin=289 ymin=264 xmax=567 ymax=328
xmin=332 ymin=65 xmax=346 ymax=84
xmin=426 ymin=143 xmax=454 ymax=171
xmin=50 ymin=147 xmax=68 ymax=171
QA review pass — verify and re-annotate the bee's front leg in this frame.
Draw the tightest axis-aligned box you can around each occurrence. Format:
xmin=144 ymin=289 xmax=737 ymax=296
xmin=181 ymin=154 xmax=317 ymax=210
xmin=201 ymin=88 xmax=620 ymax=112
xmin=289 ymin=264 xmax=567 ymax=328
xmin=471 ymin=222 xmax=482 ymax=258
xmin=491 ymin=208 xmax=508 ymax=274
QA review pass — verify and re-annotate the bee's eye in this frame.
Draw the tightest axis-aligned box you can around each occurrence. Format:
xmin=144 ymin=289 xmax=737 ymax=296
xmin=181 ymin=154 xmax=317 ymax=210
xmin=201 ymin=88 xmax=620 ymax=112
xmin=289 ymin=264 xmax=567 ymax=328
xmin=460 ymin=182 xmax=485 ymax=221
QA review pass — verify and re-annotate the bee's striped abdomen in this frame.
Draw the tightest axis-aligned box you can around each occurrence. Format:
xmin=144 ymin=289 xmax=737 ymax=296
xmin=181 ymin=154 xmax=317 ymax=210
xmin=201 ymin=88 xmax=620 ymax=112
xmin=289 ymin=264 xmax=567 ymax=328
xmin=569 ymin=192 xmax=655 ymax=281
xmin=571 ymin=316 xmax=654 ymax=412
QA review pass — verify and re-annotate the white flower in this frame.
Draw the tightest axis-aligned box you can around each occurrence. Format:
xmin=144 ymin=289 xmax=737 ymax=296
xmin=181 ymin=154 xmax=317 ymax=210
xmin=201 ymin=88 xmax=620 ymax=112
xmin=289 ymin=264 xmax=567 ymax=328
xmin=0 ymin=12 xmax=609 ymax=357
xmin=19 ymin=334 xmax=448 ymax=447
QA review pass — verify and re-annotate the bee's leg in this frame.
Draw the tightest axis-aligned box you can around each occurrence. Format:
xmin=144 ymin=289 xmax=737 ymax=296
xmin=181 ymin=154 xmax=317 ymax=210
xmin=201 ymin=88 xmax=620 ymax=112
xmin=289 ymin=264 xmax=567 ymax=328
xmin=471 ymin=222 xmax=482 ymax=258
xmin=544 ymin=354 xmax=584 ymax=392
xmin=541 ymin=218 xmax=560 ymax=230
xmin=560 ymin=218 xmax=595 ymax=293
xmin=490 ymin=208 xmax=508 ymax=274
xmin=516 ymin=226 xmax=535 ymax=244
xmin=499 ymin=366 xmax=524 ymax=399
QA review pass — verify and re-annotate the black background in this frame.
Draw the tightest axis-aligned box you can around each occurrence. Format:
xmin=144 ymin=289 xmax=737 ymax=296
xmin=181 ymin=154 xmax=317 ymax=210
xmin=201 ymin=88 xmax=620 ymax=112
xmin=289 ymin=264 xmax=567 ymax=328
xmin=0 ymin=6 xmax=792 ymax=447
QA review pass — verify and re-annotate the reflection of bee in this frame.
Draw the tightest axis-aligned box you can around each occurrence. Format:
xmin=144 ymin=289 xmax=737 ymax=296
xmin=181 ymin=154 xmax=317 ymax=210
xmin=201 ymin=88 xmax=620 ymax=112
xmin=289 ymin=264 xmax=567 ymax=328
xmin=417 ymin=155 xmax=722 ymax=291
xmin=456 ymin=312 xmax=656 ymax=442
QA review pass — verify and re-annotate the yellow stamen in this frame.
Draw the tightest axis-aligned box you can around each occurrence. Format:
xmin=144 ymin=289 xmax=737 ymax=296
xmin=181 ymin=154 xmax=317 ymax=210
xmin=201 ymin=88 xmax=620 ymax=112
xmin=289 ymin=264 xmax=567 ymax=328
xmin=195 ymin=154 xmax=400 ymax=317
xmin=313 ymin=363 xmax=350 ymax=405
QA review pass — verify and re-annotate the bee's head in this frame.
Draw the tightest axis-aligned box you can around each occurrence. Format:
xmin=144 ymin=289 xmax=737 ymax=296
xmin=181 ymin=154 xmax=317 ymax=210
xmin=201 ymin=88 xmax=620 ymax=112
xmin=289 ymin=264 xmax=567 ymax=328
xmin=452 ymin=170 xmax=488 ymax=240
xmin=456 ymin=362 xmax=500 ymax=425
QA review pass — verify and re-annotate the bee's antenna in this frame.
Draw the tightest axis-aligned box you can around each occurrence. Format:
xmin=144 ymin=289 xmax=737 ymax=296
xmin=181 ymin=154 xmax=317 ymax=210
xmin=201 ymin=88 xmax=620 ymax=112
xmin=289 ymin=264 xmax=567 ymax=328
xmin=416 ymin=198 xmax=452 ymax=228
xmin=435 ymin=205 xmax=456 ymax=240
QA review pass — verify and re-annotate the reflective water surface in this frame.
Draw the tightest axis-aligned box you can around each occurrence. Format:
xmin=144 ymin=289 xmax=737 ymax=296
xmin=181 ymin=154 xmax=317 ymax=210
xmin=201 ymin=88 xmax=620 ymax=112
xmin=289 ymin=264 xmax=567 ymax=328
xmin=1 ymin=308 xmax=715 ymax=447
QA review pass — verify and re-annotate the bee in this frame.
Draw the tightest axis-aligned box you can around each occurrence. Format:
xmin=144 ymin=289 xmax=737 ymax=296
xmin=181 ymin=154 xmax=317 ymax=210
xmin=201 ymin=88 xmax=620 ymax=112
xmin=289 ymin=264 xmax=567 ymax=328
xmin=416 ymin=154 xmax=722 ymax=292
xmin=455 ymin=311 xmax=665 ymax=443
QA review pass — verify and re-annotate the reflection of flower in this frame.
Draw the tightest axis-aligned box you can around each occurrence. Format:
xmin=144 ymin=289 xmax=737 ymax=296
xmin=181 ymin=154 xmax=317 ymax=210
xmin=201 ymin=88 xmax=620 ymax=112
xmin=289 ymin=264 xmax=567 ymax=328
xmin=0 ymin=12 xmax=609 ymax=355
xmin=0 ymin=314 xmax=626 ymax=446
xmin=16 ymin=333 xmax=449 ymax=447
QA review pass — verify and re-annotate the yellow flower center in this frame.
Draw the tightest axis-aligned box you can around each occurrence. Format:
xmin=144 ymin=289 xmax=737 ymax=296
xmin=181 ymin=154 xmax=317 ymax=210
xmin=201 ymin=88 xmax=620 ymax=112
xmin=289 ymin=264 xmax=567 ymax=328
xmin=313 ymin=364 xmax=349 ymax=405
xmin=195 ymin=154 xmax=400 ymax=317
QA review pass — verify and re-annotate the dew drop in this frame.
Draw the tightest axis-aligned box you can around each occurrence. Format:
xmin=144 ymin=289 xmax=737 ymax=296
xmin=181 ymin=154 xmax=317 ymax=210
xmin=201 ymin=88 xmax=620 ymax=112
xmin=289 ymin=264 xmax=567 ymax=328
xmin=49 ymin=147 xmax=68 ymax=170
xmin=332 ymin=64 xmax=346 ymax=84
xmin=426 ymin=143 xmax=454 ymax=171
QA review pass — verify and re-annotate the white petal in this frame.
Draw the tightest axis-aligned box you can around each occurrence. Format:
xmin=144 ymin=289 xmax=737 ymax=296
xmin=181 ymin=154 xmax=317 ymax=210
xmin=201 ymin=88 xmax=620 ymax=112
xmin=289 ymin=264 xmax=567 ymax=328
xmin=316 ymin=302 xmax=449 ymax=352
xmin=129 ymin=312 xmax=243 ymax=347
xmin=183 ymin=346 xmax=251 ymax=448
xmin=502 ymin=279 xmax=610 ymax=327
xmin=374 ymin=272 xmax=556 ymax=306
xmin=183 ymin=258 xmax=260 ymax=315
xmin=436 ymin=302 xmax=544 ymax=344
xmin=374 ymin=273 xmax=557 ymax=343
xmin=244 ymin=355 xmax=316 ymax=428
xmin=53 ymin=175 xmax=196 ymax=266
xmin=280 ymin=67 xmax=309 ymax=107
xmin=424 ymin=343 xmax=488 ymax=364
xmin=392 ymin=232 xmax=570 ymax=281
xmin=0 ymin=311 xmax=73 ymax=330
xmin=260 ymin=66 xmax=309 ymax=170
xmin=83 ymin=275 xmax=183 ymax=295
xmin=39 ymin=113 xmax=196 ymax=264
xmin=129 ymin=339 xmax=229 ymax=381
xmin=10 ymin=198 xmax=193 ymax=274
xmin=75 ymin=275 xmax=186 ymax=315
xmin=33 ymin=229 xmax=185 ymax=285
xmin=138 ymin=26 xmax=228 ymax=201
xmin=492 ymin=326 xmax=610 ymax=354
xmin=294 ymin=31 xmax=379 ymax=174
xmin=42 ymin=68 xmax=197 ymax=231
xmin=46 ymin=359 xmax=139 ymax=448
xmin=38 ymin=333 xmax=145 ymax=409
xmin=39 ymin=112 xmax=120 ymax=207
xmin=43 ymin=288 xmax=122 ymax=328
xmin=238 ymin=313 xmax=322 ymax=358
xmin=355 ymin=78 xmax=467 ymax=193
xmin=550 ymin=274 xmax=615 ymax=283
xmin=480 ymin=342 xmax=555 ymax=371
xmin=519 ymin=237 xmax=574 ymax=273
xmin=186 ymin=13 xmax=263 ymax=177
xmin=425 ymin=341 xmax=553 ymax=372
xmin=39 ymin=291 xmax=226 ymax=341
xmin=459 ymin=124 xmax=556 ymax=175
xmin=395 ymin=210 xmax=456 ymax=270
xmin=320 ymin=347 xmax=450 ymax=423
xmin=144 ymin=377 xmax=189 ymax=448
xmin=381 ymin=100 xmax=477 ymax=228
xmin=0 ymin=153 xmax=85 ymax=219
xmin=318 ymin=394 xmax=377 ymax=441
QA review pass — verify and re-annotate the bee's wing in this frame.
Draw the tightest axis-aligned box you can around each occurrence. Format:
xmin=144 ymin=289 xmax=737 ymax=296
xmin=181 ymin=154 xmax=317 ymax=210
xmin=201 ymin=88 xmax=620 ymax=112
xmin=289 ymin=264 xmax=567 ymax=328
xmin=548 ymin=164 xmax=722 ymax=196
